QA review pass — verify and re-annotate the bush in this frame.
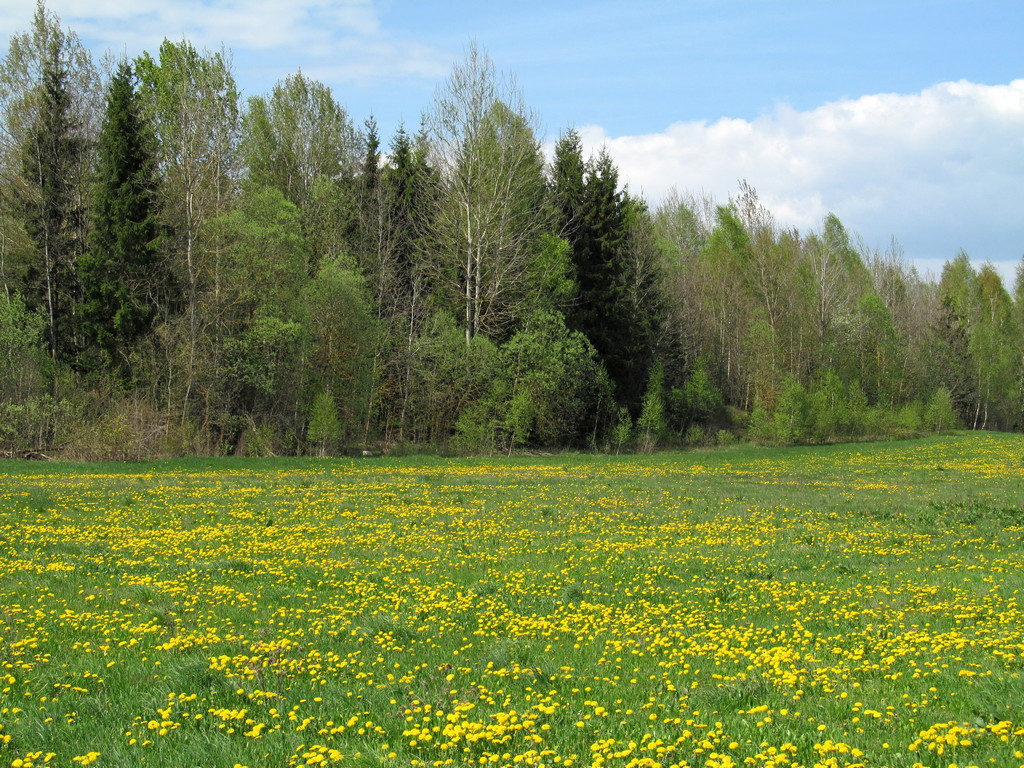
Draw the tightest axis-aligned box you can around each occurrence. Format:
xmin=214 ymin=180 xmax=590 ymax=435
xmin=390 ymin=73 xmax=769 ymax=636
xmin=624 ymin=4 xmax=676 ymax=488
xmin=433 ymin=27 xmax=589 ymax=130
xmin=611 ymin=406 xmax=633 ymax=454
xmin=774 ymin=374 xmax=810 ymax=445
xmin=64 ymin=396 xmax=178 ymax=461
xmin=684 ymin=424 xmax=705 ymax=446
xmin=747 ymin=406 xmax=775 ymax=445
xmin=636 ymin=364 xmax=667 ymax=453
xmin=925 ymin=387 xmax=958 ymax=433
xmin=715 ymin=429 xmax=737 ymax=446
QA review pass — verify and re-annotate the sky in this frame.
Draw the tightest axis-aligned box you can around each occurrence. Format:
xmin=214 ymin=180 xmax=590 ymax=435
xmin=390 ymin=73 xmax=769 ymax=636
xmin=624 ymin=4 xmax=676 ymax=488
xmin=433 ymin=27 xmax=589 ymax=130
xmin=3 ymin=0 xmax=1023 ymax=286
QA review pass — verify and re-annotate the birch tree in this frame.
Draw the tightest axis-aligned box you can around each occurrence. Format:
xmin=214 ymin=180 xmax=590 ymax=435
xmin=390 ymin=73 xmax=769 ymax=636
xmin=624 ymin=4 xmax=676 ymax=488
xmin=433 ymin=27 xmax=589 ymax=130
xmin=427 ymin=43 xmax=546 ymax=344
xmin=135 ymin=40 xmax=239 ymax=422
xmin=241 ymin=71 xmax=359 ymax=210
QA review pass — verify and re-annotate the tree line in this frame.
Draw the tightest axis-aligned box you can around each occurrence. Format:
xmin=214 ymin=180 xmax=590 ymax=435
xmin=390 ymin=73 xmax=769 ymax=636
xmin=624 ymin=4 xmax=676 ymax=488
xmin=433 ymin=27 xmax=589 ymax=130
xmin=1 ymin=4 xmax=1021 ymax=459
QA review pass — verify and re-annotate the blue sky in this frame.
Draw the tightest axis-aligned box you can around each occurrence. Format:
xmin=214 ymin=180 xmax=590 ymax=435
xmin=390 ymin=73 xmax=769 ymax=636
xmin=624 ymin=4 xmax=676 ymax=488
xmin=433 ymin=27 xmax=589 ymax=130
xmin=3 ymin=0 xmax=1023 ymax=284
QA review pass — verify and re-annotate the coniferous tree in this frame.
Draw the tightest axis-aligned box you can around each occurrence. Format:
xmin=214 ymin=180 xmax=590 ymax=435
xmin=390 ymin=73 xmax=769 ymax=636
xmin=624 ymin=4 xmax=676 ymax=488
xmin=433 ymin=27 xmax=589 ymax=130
xmin=21 ymin=36 xmax=86 ymax=364
xmin=361 ymin=117 xmax=380 ymax=197
xmin=549 ymin=128 xmax=586 ymax=242
xmin=384 ymin=126 xmax=433 ymax=303
xmin=373 ymin=126 xmax=436 ymax=441
xmin=80 ymin=61 xmax=163 ymax=373
xmin=570 ymin=149 xmax=640 ymax=409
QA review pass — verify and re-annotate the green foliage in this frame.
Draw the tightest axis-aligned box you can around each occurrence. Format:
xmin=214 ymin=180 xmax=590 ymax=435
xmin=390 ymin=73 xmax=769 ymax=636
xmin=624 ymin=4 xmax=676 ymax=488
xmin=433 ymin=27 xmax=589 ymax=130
xmin=80 ymin=60 xmax=163 ymax=373
xmin=241 ymin=71 xmax=359 ymax=210
xmin=549 ymin=128 xmax=586 ymax=241
xmin=809 ymin=368 xmax=846 ymax=442
xmin=210 ymin=185 xmax=309 ymax=321
xmin=715 ymin=429 xmax=737 ymax=446
xmin=3 ymin=19 xmax=1024 ymax=457
xmin=304 ymin=260 xmax=378 ymax=446
xmin=552 ymin=140 xmax=664 ymax=414
xmin=428 ymin=45 xmax=547 ymax=343
xmin=222 ymin=315 xmax=304 ymax=400
xmin=525 ymin=233 xmax=576 ymax=314
xmin=746 ymin=405 xmax=774 ymax=445
xmin=774 ymin=374 xmax=811 ymax=445
xmin=567 ymin=149 xmax=645 ymax=410
xmin=307 ymin=387 xmax=341 ymax=456
xmin=611 ymin=406 xmax=633 ymax=454
xmin=0 ymin=291 xmax=52 ymax=450
xmin=412 ymin=314 xmax=498 ymax=451
xmin=925 ymin=387 xmax=958 ymax=433
xmin=684 ymin=424 xmax=705 ymax=446
xmin=681 ymin=357 xmax=723 ymax=427
xmin=895 ymin=401 xmax=924 ymax=435
xmin=636 ymin=363 xmax=667 ymax=452
xmin=0 ymin=292 xmax=46 ymax=401
xmin=20 ymin=26 xmax=87 ymax=364
xmin=853 ymin=293 xmax=901 ymax=405
xmin=497 ymin=310 xmax=609 ymax=449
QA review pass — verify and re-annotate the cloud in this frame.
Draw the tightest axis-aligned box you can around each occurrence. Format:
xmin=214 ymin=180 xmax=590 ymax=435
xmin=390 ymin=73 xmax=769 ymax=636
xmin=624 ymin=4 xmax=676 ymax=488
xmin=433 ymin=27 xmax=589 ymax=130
xmin=577 ymin=79 xmax=1024 ymax=283
xmin=1 ymin=0 xmax=449 ymax=86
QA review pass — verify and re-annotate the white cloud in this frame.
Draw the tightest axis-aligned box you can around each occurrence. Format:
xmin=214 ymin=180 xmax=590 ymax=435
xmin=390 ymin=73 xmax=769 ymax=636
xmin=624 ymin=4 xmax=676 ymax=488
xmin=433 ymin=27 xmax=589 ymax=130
xmin=1 ymin=0 xmax=449 ymax=85
xmin=578 ymin=79 xmax=1024 ymax=285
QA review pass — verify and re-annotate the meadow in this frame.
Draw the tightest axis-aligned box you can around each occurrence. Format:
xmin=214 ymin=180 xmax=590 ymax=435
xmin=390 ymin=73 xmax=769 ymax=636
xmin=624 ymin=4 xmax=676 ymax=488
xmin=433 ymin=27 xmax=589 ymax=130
xmin=0 ymin=433 xmax=1022 ymax=768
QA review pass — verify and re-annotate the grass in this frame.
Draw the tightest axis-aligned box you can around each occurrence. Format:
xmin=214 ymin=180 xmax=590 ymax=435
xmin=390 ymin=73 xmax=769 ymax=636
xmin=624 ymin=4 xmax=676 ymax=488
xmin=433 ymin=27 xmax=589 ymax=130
xmin=0 ymin=432 xmax=1022 ymax=767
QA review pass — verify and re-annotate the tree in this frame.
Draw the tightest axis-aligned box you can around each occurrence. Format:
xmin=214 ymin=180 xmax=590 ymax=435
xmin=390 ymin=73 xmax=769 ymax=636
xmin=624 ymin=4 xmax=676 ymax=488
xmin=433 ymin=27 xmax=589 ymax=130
xmin=694 ymin=204 xmax=752 ymax=406
xmin=241 ymin=71 xmax=360 ymax=211
xmin=1014 ymin=258 xmax=1024 ymax=430
xmin=934 ymin=253 xmax=979 ymax=422
xmin=3 ymin=1 xmax=101 ymax=365
xmin=410 ymin=310 xmax=499 ymax=448
xmin=564 ymin=148 xmax=654 ymax=410
xmin=653 ymin=189 xmax=715 ymax=366
xmin=0 ymin=2 xmax=101 ymax=309
xmin=807 ymin=213 xmax=864 ymax=362
xmin=924 ymin=387 xmax=957 ymax=433
xmin=497 ymin=310 xmax=609 ymax=449
xmin=20 ymin=37 xmax=84 ymax=363
xmin=208 ymin=185 xmax=309 ymax=326
xmin=774 ymin=374 xmax=810 ymax=445
xmin=428 ymin=43 xmax=547 ymax=344
xmin=548 ymin=128 xmax=586 ymax=242
xmin=636 ymin=363 xmax=667 ymax=452
xmin=967 ymin=262 xmax=1015 ymax=430
xmin=79 ymin=61 xmax=164 ymax=374
xmin=680 ymin=356 xmax=723 ymax=429
xmin=307 ymin=386 xmax=341 ymax=456
xmin=304 ymin=259 xmax=378 ymax=447
xmin=205 ymin=186 xmax=310 ymax=447
xmin=135 ymin=39 xmax=240 ymax=423
xmin=0 ymin=291 xmax=50 ymax=450
xmin=241 ymin=70 xmax=361 ymax=272
xmin=864 ymin=240 xmax=931 ymax=404
xmin=853 ymin=292 xmax=901 ymax=406
xmin=361 ymin=125 xmax=435 ymax=437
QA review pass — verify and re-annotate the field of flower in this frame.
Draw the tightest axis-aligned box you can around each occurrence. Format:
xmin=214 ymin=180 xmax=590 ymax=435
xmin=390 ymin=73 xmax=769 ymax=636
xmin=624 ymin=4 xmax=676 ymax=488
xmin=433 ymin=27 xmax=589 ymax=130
xmin=1 ymin=433 xmax=1023 ymax=768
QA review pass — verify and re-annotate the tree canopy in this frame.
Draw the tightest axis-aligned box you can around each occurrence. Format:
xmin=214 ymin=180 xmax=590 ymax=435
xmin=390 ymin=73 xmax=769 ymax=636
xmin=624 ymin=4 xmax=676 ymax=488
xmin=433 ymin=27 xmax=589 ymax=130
xmin=1 ymin=9 xmax=1021 ymax=458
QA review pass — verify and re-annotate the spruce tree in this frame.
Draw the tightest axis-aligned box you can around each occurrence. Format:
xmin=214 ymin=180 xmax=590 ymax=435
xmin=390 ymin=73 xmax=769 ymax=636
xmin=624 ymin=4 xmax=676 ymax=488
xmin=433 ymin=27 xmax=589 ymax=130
xmin=385 ymin=126 xmax=433 ymax=292
xmin=80 ymin=61 xmax=162 ymax=373
xmin=21 ymin=36 xmax=85 ymax=364
xmin=549 ymin=128 xmax=586 ymax=242
xmin=573 ymin=150 xmax=635 ymax=406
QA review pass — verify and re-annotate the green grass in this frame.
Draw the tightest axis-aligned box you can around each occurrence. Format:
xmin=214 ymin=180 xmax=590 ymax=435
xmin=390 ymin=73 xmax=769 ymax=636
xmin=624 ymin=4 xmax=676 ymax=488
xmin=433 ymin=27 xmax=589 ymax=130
xmin=0 ymin=432 xmax=1022 ymax=767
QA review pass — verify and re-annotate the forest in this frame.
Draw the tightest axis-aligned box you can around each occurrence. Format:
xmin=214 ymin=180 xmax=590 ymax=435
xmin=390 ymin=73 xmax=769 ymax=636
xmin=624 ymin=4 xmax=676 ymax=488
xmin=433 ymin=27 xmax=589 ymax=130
xmin=1 ymin=3 xmax=1022 ymax=459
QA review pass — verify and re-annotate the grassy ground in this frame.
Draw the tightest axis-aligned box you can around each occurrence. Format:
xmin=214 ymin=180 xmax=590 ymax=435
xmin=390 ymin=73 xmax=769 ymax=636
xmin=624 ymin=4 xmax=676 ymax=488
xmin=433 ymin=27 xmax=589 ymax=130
xmin=0 ymin=432 xmax=1022 ymax=768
